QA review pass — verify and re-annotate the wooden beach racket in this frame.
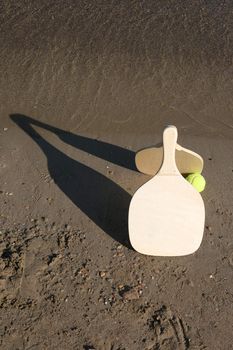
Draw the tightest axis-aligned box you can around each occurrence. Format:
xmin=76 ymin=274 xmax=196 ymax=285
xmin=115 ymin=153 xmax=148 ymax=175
xmin=135 ymin=143 xmax=203 ymax=176
xmin=129 ymin=126 xmax=205 ymax=256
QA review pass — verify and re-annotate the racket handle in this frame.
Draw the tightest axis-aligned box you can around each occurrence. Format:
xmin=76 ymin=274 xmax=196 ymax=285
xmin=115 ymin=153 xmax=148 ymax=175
xmin=159 ymin=125 xmax=179 ymax=175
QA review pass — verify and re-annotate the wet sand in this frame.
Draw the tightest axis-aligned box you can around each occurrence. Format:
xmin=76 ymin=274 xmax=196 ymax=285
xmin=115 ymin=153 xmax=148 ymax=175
xmin=0 ymin=1 xmax=233 ymax=349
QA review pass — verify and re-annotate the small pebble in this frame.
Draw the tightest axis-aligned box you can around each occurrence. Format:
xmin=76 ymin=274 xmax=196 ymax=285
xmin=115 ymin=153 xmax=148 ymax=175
xmin=122 ymin=287 xmax=140 ymax=301
xmin=118 ymin=284 xmax=124 ymax=290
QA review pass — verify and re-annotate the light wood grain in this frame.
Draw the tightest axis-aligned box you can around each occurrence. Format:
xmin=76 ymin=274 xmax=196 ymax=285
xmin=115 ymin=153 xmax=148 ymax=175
xmin=135 ymin=144 xmax=203 ymax=175
xmin=129 ymin=126 xmax=205 ymax=256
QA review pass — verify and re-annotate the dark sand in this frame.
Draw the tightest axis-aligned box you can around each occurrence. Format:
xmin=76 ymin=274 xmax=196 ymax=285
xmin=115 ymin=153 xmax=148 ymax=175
xmin=0 ymin=1 xmax=233 ymax=349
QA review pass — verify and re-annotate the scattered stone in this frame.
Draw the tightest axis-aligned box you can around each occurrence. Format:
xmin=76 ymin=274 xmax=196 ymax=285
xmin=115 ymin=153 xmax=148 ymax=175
xmin=122 ymin=287 xmax=140 ymax=301
xmin=113 ymin=251 xmax=124 ymax=257
xmin=99 ymin=271 xmax=106 ymax=278
xmin=118 ymin=284 xmax=124 ymax=290
xmin=78 ymin=267 xmax=89 ymax=278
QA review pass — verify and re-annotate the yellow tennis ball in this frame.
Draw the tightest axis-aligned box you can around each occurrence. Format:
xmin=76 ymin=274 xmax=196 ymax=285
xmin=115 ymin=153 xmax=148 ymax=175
xmin=185 ymin=173 xmax=206 ymax=192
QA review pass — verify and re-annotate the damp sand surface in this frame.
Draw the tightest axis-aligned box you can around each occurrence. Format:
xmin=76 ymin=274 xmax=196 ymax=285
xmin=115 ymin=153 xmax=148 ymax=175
xmin=1 ymin=1 xmax=233 ymax=349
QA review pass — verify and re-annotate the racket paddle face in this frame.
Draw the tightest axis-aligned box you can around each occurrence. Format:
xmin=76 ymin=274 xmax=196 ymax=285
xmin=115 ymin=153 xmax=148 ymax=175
xmin=135 ymin=144 xmax=203 ymax=175
xmin=129 ymin=126 xmax=205 ymax=256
